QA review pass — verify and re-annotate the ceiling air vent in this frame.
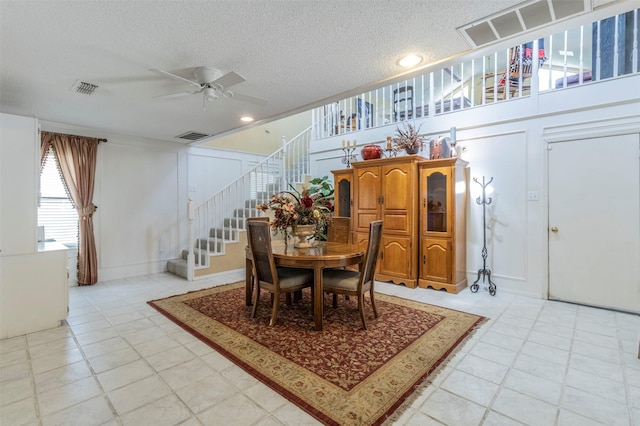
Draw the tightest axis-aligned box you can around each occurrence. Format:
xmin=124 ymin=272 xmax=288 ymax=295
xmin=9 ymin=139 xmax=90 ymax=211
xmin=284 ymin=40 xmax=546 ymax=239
xmin=175 ymin=131 xmax=211 ymax=142
xmin=70 ymin=80 xmax=98 ymax=95
xmin=458 ymin=0 xmax=591 ymax=49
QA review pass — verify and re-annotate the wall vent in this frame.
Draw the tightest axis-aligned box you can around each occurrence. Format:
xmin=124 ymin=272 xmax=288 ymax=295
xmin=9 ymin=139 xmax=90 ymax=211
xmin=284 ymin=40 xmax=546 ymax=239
xmin=458 ymin=0 xmax=592 ymax=48
xmin=70 ymin=80 xmax=98 ymax=95
xmin=175 ymin=131 xmax=211 ymax=141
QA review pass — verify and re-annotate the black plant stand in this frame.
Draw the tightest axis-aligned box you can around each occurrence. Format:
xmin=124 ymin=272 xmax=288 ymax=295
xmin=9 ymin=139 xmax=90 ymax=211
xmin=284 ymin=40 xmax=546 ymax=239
xmin=470 ymin=176 xmax=497 ymax=296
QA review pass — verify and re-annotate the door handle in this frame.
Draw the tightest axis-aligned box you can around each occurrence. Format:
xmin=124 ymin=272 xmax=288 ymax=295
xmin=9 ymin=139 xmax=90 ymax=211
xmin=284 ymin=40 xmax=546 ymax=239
xmin=551 ymin=226 xmax=559 ymax=233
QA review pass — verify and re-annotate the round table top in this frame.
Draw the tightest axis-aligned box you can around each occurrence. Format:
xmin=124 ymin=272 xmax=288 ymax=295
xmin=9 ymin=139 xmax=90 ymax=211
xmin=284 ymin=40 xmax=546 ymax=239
xmin=270 ymin=240 xmax=363 ymax=261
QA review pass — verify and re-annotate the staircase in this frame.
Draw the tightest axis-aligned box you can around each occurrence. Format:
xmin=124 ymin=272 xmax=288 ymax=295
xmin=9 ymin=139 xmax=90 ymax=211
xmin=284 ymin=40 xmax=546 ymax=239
xmin=167 ymin=128 xmax=312 ymax=280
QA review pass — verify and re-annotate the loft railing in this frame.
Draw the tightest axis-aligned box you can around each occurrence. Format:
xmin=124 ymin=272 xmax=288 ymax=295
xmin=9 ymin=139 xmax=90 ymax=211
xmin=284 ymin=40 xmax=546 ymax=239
xmin=312 ymin=8 xmax=639 ymax=140
xmin=185 ymin=127 xmax=311 ymax=280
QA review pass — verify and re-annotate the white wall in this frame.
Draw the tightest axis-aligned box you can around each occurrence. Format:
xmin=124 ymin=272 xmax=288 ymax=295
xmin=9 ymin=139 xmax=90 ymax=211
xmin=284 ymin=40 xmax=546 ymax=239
xmin=93 ymin=137 xmax=266 ymax=282
xmin=310 ymin=74 xmax=640 ymax=299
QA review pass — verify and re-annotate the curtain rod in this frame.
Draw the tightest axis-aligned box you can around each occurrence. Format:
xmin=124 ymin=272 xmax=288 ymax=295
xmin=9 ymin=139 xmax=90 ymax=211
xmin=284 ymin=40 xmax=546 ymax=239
xmin=41 ymin=130 xmax=107 ymax=143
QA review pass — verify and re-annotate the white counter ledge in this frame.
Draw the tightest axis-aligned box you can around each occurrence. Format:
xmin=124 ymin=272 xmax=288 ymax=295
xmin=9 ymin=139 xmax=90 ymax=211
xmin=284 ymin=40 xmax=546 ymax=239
xmin=38 ymin=241 xmax=69 ymax=252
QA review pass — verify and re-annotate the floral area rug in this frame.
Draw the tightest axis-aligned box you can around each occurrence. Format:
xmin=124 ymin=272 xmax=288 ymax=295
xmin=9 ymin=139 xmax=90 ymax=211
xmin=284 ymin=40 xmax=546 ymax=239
xmin=148 ymin=282 xmax=485 ymax=425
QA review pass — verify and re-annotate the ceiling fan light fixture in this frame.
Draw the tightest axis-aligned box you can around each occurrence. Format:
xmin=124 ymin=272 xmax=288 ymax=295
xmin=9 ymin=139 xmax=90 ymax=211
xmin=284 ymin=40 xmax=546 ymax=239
xmin=204 ymin=87 xmax=218 ymax=102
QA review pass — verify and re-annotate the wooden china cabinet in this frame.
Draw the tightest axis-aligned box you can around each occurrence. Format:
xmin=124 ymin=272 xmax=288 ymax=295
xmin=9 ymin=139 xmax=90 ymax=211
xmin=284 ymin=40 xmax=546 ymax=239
xmin=350 ymin=155 xmax=425 ymax=288
xmin=418 ymin=158 xmax=468 ymax=293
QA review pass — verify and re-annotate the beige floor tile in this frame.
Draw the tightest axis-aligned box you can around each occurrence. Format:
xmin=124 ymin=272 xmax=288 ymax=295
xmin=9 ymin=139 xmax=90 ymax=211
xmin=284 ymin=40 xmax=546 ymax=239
xmin=96 ymin=359 xmax=155 ymax=392
xmin=40 ymin=395 xmax=114 ymax=426
xmin=106 ymin=375 xmax=171 ymax=415
xmin=1 ymin=272 xmax=637 ymax=426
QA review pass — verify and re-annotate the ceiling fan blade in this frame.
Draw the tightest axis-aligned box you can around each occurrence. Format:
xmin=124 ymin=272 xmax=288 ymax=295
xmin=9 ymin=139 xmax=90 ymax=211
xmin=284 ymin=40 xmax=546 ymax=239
xmin=227 ymin=92 xmax=268 ymax=106
xmin=153 ymin=90 xmax=199 ymax=99
xmin=152 ymin=68 xmax=202 ymax=89
xmin=213 ymin=71 xmax=246 ymax=89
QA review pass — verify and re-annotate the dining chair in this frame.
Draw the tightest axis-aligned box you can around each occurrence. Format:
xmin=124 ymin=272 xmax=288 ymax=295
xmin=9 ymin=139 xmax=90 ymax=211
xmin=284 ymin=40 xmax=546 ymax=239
xmin=326 ymin=216 xmax=352 ymax=302
xmin=322 ymin=220 xmax=383 ymax=330
xmin=327 ymin=216 xmax=351 ymax=244
xmin=245 ymin=217 xmax=269 ymax=305
xmin=247 ymin=220 xmax=314 ymax=326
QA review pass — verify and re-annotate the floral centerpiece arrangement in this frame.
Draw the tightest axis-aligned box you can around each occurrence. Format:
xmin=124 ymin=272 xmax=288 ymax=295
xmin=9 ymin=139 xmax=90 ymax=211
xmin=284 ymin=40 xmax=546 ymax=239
xmin=392 ymin=122 xmax=425 ymax=154
xmin=257 ymin=176 xmax=334 ymax=243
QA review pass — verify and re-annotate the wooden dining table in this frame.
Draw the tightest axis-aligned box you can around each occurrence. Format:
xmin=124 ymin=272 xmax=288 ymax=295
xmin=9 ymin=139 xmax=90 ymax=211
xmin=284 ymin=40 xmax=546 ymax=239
xmin=245 ymin=240 xmax=364 ymax=331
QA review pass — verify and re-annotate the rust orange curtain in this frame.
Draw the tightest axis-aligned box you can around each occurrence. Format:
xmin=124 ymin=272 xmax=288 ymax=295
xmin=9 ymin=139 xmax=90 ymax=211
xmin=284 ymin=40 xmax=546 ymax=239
xmin=41 ymin=131 xmax=101 ymax=285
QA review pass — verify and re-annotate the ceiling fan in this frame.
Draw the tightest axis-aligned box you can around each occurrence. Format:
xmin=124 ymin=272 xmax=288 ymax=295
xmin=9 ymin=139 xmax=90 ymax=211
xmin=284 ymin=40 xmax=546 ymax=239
xmin=153 ymin=66 xmax=267 ymax=108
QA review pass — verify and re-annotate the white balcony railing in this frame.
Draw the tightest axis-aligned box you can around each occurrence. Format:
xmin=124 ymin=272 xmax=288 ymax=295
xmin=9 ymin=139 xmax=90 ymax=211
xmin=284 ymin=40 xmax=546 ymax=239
xmin=312 ymin=8 xmax=639 ymax=140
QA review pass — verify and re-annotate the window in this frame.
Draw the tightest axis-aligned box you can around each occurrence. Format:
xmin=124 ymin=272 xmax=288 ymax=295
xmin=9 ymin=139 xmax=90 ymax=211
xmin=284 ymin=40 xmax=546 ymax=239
xmin=38 ymin=149 xmax=78 ymax=245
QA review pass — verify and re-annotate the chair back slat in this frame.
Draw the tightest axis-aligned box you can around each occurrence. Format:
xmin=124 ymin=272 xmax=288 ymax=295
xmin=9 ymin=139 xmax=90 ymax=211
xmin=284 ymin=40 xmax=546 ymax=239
xmin=327 ymin=217 xmax=351 ymax=244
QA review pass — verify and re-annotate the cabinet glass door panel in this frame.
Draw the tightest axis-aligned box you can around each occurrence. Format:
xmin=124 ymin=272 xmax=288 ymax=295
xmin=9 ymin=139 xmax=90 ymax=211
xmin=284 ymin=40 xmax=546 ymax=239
xmin=337 ymin=179 xmax=351 ymax=217
xmin=427 ymin=172 xmax=447 ymax=232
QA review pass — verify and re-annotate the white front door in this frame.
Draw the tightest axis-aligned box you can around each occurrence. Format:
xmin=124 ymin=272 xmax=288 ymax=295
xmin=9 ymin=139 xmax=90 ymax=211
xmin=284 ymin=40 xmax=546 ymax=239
xmin=548 ymin=134 xmax=640 ymax=313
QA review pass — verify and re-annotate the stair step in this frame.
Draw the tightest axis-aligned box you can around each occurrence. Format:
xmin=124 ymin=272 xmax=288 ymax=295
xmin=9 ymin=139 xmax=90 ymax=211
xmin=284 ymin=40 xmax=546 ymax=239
xmin=223 ymin=217 xmax=245 ymax=229
xmin=167 ymin=258 xmax=188 ymax=279
xmin=245 ymin=199 xmax=264 ymax=208
xmin=209 ymin=228 xmax=239 ymax=239
xmin=255 ymin=192 xmax=274 ymax=201
xmin=195 ymin=238 xmax=225 ymax=252
xmin=233 ymin=208 xmax=261 ymax=219
xmin=180 ymin=249 xmax=208 ymax=266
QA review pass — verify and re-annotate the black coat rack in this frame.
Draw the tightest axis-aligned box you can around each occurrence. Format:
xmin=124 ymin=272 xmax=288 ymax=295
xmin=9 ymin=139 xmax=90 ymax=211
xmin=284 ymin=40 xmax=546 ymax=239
xmin=470 ymin=176 xmax=497 ymax=296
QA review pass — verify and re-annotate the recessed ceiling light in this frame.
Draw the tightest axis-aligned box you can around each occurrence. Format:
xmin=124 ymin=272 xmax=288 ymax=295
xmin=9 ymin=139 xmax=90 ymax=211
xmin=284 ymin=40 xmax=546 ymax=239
xmin=240 ymin=116 xmax=254 ymax=123
xmin=398 ymin=55 xmax=423 ymax=68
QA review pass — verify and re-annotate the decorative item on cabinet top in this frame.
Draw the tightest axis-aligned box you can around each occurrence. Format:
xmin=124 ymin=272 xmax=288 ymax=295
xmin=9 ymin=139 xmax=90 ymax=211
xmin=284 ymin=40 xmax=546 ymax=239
xmin=391 ymin=122 xmax=426 ymax=155
xmin=360 ymin=144 xmax=383 ymax=160
xmin=429 ymin=127 xmax=458 ymax=159
xmin=341 ymin=139 xmax=358 ymax=168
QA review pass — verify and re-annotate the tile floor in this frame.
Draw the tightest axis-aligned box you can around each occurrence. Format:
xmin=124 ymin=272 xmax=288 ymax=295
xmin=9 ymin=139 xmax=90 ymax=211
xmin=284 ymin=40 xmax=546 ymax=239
xmin=1 ymin=272 xmax=639 ymax=426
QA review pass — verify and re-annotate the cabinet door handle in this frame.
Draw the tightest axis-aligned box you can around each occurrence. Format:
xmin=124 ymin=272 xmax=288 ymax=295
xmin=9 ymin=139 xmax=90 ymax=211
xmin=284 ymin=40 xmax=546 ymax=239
xmin=423 ymin=254 xmax=426 ymax=264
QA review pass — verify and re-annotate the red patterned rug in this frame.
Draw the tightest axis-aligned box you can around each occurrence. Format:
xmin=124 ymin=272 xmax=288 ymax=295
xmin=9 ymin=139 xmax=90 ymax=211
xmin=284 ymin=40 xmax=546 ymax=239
xmin=148 ymin=282 xmax=485 ymax=425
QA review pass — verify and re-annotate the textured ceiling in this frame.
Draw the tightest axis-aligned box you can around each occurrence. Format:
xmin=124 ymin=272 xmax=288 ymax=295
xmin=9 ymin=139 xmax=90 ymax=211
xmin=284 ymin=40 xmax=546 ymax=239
xmin=0 ymin=0 xmax=628 ymax=146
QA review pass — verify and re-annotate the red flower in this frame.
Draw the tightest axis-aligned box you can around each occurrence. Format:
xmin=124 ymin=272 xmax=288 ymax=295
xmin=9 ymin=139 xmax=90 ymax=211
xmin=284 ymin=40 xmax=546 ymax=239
xmin=301 ymin=195 xmax=314 ymax=208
